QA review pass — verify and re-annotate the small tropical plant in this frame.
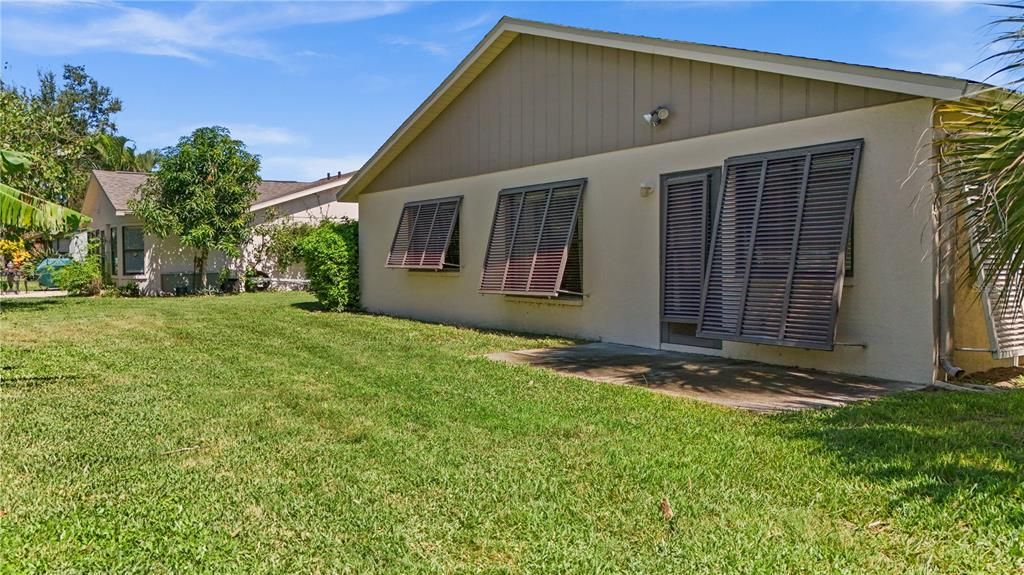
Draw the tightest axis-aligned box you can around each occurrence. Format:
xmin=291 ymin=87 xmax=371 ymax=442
xmin=0 ymin=238 xmax=30 ymax=268
xmin=117 ymin=281 xmax=142 ymax=297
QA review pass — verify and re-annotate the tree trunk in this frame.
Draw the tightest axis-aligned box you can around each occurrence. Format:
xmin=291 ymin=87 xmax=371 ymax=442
xmin=193 ymin=248 xmax=208 ymax=292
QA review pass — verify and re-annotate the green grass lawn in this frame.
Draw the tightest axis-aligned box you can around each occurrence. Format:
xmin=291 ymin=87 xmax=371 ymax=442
xmin=1 ymin=292 xmax=1022 ymax=573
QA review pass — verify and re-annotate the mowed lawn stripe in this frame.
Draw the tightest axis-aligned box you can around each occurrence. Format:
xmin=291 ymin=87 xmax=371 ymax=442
xmin=1 ymin=293 xmax=1021 ymax=573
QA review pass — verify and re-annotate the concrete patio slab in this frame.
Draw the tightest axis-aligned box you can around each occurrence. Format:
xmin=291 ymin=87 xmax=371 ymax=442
xmin=487 ymin=342 xmax=928 ymax=412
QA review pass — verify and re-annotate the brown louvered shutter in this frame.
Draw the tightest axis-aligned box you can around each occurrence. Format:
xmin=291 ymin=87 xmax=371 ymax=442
xmin=698 ymin=140 xmax=862 ymax=350
xmin=662 ymin=171 xmax=712 ymax=323
xmin=480 ymin=179 xmax=585 ymax=297
xmin=386 ymin=196 xmax=461 ymax=269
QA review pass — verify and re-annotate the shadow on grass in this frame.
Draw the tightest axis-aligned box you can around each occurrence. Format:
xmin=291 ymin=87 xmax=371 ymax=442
xmin=779 ymin=390 xmax=1024 ymax=522
xmin=0 ymin=298 xmax=65 ymax=313
xmin=288 ymin=303 xmax=585 ymax=345
xmin=290 ymin=301 xmax=329 ymax=313
xmin=0 ymin=373 xmax=80 ymax=389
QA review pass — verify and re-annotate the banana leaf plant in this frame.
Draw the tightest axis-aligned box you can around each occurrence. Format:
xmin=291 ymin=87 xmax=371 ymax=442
xmin=0 ymin=149 xmax=90 ymax=234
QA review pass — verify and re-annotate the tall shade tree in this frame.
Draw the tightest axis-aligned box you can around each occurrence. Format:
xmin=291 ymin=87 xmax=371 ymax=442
xmin=0 ymin=149 xmax=90 ymax=234
xmin=0 ymin=89 xmax=88 ymax=207
xmin=130 ymin=127 xmax=260 ymax=290
xmin=37 ymin=65 xmax=123 ymax=135
xmin=935 ymin=7 xmax=1024 ymax=308
xmin=1 ymin=65 xmax=123 ymax=208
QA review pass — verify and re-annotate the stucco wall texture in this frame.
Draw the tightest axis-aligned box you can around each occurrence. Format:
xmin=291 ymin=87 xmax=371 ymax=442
xmin=360 ymin=99 xmax=939 ymax=384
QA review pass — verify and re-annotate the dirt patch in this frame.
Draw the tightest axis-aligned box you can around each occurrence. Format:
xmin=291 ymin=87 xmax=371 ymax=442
xmin=964 ymin=366 xmax=1024 ymax=389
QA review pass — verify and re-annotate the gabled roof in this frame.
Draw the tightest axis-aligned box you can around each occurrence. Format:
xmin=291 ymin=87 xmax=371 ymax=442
xmin=91 ymin=170 xmax=149 ymax=214
xmin=339 ymin=16 xmax=980 ymax=202
xmin=250 ymin=171 xmax=355 ymax=211
xmin=91 ymin=170 xmax=352 ymax=216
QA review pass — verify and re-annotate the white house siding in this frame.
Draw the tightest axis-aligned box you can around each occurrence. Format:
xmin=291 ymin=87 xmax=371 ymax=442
xmin=359 ymin=98 xmax=937 ymax=384
xmin=244 ymin=191 xmax=359 ymax=286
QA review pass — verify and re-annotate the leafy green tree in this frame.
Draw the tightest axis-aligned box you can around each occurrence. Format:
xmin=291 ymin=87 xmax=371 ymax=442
xmin=1 ymin=65 xmax=125 ymax=208
xmin=0 ymin=88 xmax=89 ymax=207
xmin=37 ymin=65 xmax=123 ymax=134
xmin=130 ymin=127 xmax=261 ymax=290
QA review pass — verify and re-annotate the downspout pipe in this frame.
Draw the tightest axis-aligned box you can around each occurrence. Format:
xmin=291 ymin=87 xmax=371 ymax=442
xmin=935 ymin=148 xmax=966 ymax=381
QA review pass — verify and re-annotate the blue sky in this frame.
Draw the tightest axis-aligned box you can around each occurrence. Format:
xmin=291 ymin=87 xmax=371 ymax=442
xmin=0 ymin=1 xmax=1005 ymax=181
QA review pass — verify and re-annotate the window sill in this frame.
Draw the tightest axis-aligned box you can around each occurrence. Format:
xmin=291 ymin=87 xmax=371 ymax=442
xmin=504 ymin=295 xmax=584 ymax=307
xmin=406 ymin=269 xmax=460 ymax=277
xmin=114 ymin=274 xmax=146 ymax=280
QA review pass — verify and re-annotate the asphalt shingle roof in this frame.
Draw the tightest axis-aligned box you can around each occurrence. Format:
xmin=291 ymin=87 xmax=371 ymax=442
xmin=91 ymin=170 xmax=320 ymax=212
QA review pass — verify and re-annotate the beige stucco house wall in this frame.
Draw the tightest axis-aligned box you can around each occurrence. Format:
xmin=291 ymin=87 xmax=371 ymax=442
xmin=359 ymin=99 xmax=937 ymax=383
xmin=82 ymin=172 xmax=355 ymax=294
xmin=343 ymin=18 xmax=1018 ymax=384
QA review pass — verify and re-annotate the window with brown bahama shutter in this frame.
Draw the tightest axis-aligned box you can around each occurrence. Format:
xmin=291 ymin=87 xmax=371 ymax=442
xmin=697 ymin=139 xmax=862 ymax=350
xmin=386 ymin=196 xmax=462 ymax=270
xmin=661 ymin=167 xmax=722 ymax=348
xmin=480 ymin=179 xmax=585 ymax=298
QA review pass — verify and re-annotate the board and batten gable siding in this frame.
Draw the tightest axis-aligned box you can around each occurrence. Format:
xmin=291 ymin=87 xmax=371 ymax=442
xmin=366 ymin=34 xmax=912 ymax=193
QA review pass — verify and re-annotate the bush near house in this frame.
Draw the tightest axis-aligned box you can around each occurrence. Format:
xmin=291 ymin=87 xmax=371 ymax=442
xmin=299 ymin=218 xmax=359 ymax=311
xmin=55 ymin=255 xmax=102 ymax=295
xmin=55 ymin=239 xmax=103 ymax=295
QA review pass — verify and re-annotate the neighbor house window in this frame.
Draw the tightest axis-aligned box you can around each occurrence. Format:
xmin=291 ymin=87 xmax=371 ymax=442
xmin=480 ymin=178 xmax=584 ymax=298
xmin=122 ymin=226 xmax=145 ymax=275
xmin=697 ymin=139 xmax=862 ymax=351
xmin=109 ymin=226 xmax=118 ymax=276
xmin=386 ymin=196 xmax=462 ymax=270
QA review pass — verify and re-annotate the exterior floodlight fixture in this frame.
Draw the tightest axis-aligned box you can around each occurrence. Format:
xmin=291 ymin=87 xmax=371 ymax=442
xmin=643 ymin=106 xmax=670 ymax=127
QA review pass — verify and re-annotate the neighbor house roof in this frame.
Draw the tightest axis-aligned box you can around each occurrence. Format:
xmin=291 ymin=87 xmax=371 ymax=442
xmin=339 ymin=16 xmax=984 ymax=202
xmin=250 ymin=171 xmax=355 ymax=212
xmin=91 ymin=170 xmax=352 ymax=216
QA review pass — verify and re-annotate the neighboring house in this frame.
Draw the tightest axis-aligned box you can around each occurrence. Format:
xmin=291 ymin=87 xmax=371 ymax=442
xmin=82 ymin=170 xmax=355 ymax=293
xmin=339 ymin=17 xmax=1023 ymax=385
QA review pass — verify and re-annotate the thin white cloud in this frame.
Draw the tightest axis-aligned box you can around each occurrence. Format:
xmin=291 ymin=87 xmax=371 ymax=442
xmin=3 ymin=1 xmax=409 ymax=62
xmin=260 ymin=154 xmax=368 ymax=182
xmin=385 ymin=35 xmax=449 ymax=56
xmin=451 ymin=12 xmax=498 ymax=33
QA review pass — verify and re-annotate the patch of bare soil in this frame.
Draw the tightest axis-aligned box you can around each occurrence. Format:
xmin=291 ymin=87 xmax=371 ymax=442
xmin=964 ymin=366 xmax=1024 ymax=389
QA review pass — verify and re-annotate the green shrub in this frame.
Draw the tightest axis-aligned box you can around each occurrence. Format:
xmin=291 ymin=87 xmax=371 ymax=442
xmin=56 ymin=256 xmax=103 ymax=296
xmin=299 ymin=219 xmax=359 ymax=311
xmin=117 ymin=281 xmax=142 ymax=297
